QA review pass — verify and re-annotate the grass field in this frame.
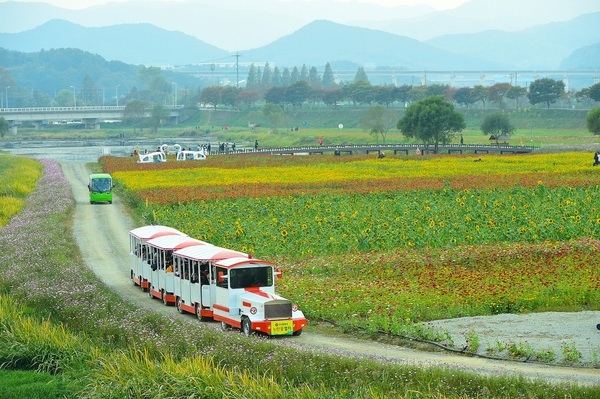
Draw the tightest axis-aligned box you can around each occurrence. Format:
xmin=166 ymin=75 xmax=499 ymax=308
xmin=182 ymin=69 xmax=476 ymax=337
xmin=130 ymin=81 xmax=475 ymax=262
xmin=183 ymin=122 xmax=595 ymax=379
xmin=1 ymin=106 xmax=600 ymax=397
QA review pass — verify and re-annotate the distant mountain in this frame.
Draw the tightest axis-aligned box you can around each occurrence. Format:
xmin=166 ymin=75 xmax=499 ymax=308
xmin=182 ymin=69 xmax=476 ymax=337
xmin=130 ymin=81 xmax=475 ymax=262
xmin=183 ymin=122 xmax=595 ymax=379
xmin=0 ymin=0 xmax=434 ymax=52
xmin=0 ymin=15 xmax=597 ymax=72
xmin=0 ymin=19 xmax=229 ymax=66
xmin=242 ymin=20 xmax=508 ymax=70
xmin=364 ymin=0 xmax=600 ymax=41
xmin=560 ymin=42 xmax=600 ymax=70
xmin=2 ymin=0 xmax=599 ymax=53
xmin=426 ymin=12 xmax=600 ymax=70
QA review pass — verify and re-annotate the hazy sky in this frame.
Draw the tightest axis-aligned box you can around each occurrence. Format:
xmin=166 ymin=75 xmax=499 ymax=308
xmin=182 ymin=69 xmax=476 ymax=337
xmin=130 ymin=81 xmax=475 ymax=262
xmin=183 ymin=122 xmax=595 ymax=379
xmin=1 ymin=0 xmax=469 ymax=10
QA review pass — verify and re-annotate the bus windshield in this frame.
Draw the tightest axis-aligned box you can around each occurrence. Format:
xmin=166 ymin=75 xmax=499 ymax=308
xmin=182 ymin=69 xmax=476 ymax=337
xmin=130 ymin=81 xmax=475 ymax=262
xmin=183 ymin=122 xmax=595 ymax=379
xmin=91 ymin=178 xmax=112 ymax=193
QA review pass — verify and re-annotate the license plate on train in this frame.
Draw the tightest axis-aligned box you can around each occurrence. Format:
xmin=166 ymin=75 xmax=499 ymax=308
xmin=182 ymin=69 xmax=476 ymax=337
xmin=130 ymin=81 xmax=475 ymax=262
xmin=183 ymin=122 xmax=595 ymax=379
xmin=271 ymin=320 xmax=293 ymax=335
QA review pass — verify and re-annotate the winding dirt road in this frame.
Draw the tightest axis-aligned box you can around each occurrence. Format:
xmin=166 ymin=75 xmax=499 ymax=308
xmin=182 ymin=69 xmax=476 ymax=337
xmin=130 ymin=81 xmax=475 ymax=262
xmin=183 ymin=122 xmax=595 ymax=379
xmin=60 ymin=161 xmax=600 ymax=387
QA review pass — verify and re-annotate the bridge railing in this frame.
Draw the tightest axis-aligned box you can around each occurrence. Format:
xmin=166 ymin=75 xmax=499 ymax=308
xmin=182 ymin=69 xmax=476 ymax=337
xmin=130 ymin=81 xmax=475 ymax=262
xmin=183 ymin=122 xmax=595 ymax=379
xmin=0 ymin=105 xmax=184 ymax=113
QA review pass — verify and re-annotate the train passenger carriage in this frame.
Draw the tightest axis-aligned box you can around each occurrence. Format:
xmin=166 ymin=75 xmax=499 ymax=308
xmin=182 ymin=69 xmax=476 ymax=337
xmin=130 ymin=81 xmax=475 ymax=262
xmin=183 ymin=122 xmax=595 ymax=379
xmin=172 ymin=245 xmax=247 ymax=320
xmin=145 ymin=235 xmax=207 ymax=305
xmin=129 ymin=225 xmax=184 ymax=291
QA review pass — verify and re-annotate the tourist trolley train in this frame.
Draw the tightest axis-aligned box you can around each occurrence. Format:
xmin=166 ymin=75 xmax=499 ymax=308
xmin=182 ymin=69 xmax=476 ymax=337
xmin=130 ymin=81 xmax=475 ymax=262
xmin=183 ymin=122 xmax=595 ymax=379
xmin=129 ymin=225 xmax=307 ymax=336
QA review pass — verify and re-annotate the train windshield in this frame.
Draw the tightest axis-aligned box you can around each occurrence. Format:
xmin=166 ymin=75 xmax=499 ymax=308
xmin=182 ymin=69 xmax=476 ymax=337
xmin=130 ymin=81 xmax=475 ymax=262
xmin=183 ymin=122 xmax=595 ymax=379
xmin=229 ymin=267 xmax=273 ymax=289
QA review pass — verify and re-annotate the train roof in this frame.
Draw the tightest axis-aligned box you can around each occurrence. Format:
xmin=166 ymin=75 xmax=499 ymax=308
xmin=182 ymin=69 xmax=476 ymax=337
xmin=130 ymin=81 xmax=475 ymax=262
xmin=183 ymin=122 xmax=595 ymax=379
xmin=174 ymin=245 xmax=248 ymax=261
xmin=146 ymin=235 xmax=207 ymax=251
xmin=129 ymin=225 xmax=184 ymax=240
xmin=214 ymin=257 xmax=275 ymax=269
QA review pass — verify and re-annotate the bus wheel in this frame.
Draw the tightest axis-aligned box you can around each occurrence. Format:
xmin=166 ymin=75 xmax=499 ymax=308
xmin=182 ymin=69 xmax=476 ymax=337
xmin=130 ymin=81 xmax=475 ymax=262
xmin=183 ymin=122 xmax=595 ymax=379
xmin=221 ymin=321 xmax=230 ymax=331
xmin=242 ymin=317 xmax=252 ymax=337
xmin=176 ymin=298 xmax=183 ymax=314
xmin=293 ymin=329 xmax=303 ymax=336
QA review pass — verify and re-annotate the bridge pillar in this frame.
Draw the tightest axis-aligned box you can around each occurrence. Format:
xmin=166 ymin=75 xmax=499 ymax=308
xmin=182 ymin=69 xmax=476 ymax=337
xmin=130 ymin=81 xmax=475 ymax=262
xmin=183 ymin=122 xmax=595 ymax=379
xmin=11 ymin=126 xmax=18 ymax=135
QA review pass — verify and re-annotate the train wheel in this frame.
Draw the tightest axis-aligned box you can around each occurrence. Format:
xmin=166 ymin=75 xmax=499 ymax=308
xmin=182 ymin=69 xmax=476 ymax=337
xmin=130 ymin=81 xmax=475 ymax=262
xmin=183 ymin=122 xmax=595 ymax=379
xmin=293 ymin=329 xmax=303 ymax=336
xmin=597 ymin=323 xmax=600 ymax=330
xmin=195 ymin=304 xmax=202 ymax=321
xmin=148 ymin=287 xmax=153 ymax=298
xmin=176 ymin=298 xmax=183 ymax=314
xmin=242 ymin=317 xmax=252 ymax=337
xmin=162 ymin=291 xmax=169 ymax=306
xmin=221 ymin=321 xmax=229 ymax=331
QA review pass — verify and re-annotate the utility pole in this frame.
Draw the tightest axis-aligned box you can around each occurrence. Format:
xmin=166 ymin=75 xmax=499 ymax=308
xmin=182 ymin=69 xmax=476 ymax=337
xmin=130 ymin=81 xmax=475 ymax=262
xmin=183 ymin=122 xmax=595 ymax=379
xmin=233 ymin=52 xmax=242 ymax=87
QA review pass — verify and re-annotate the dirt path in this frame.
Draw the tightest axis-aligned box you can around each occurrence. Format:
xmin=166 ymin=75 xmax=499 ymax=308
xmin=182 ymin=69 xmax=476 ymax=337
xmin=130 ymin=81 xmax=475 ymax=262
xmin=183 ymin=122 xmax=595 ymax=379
xmin=60 ymin=161 xmax=600 ymax=387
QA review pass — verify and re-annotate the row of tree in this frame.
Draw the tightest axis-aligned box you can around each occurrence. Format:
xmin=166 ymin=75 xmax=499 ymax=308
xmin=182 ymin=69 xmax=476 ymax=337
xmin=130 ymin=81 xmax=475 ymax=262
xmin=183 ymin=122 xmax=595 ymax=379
xmin=200 ymin=78 xmax=600 ymax=111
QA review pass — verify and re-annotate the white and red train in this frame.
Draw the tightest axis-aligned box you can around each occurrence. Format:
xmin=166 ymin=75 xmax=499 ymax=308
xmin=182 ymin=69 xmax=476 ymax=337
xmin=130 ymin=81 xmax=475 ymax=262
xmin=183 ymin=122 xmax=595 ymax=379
xmin=129 ymin=225 xmax=307 ymax=336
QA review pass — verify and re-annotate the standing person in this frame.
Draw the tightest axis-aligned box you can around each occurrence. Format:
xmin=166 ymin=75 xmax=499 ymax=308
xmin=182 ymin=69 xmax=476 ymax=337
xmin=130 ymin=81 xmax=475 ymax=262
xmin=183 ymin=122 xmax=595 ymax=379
xmin=594 ymin=152 xmax=600 ymax=166
xmin=319 ymin=137 xmax=324 ymax=146
xmin=254 ymin=140 xmax=259 ymax=151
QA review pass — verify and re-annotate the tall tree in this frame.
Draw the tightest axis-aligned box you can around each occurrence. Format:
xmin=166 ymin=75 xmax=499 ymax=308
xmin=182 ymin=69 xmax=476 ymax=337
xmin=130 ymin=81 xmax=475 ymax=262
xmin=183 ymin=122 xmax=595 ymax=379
xmin=397 ymin=95 xmax=465 ymax=153
xmin=281 ymin=68 xmax=291 ymax=87
xmin=285 ymin=80 xmax=310 ymax=107
xmin=360 ymin=105 xmax=396 ymax=144
xmin=586 ymin=106 xmax=600 ymax=135
xmin=221 ymin=86 xmax=241 ymax=108
xmin=81 ymin=75 xmax=99 ymax=106
xmin=471 ymin=85 xmax=489 ymax=108
xmin=589 ymin=82 xmax=600 ymax=102
xmin=271 ymin=67 xmax=282 ymax=87
xmin=506 ymin=86 xmax=528 ymax=109
xmin=488 ymin=83 xmax=511 ymax=107
xmin=261 ymin=63 xmax=273 ymax=91
xmin=308 ymin=66 xmax=321 ymax=89
xmin=236 ymin=90 xmax=260 ymax=110
xmin=392 ymin=85 xmax=412 ymax=106
xmin=322 ymin=63 xmax=335 ymax=89
xmin=264 ymin=86 xmax=287 ymax=106
xmin=199 ymin=86 xmax=222 ymax=109
xmin=354 ymin=67 xmax=369 ymax=83
xmin=123 ymin=99 xmax=151 ymax=133
xmin=290 ymin=67 xmax=300 ymax=84
xmin=245 ymin=64 xmax=259 ymax=90
xmin=322 ymin=89 xmax=344 ymax=107
xmin=527 ymin=78 xmax=565 ymax=109
xmin=262 ymin=102 xmax=284 ymax=132
xmin=480 ymin=112 xmax=515 ymax=144
xmin=454 ymin=87 xmax=475 ymax=108
xmin=300 ymin=64 xmax=309 ymax=82
xmin=0 ymin=117 xmax=9 ymax=138
xmin=149 ymin=103 xmax=170 ymax=133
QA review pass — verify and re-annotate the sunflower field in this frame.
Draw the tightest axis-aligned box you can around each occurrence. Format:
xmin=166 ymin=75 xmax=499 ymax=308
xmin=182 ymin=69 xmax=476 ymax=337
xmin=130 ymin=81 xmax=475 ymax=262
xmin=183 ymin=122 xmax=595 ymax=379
xmin=102 ymin=152 xmax=600 ymax=337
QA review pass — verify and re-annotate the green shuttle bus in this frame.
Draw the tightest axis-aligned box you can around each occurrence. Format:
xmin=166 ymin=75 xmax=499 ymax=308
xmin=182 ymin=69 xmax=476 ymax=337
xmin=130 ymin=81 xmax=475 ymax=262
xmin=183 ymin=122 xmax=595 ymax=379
xmin=88 ymin=173 xmax=114 ymax=204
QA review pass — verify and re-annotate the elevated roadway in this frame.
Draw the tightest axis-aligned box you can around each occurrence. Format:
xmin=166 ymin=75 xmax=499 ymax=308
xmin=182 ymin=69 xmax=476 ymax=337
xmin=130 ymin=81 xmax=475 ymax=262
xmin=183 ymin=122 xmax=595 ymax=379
xmin=0 ymin=105 xmax=182 ymax=133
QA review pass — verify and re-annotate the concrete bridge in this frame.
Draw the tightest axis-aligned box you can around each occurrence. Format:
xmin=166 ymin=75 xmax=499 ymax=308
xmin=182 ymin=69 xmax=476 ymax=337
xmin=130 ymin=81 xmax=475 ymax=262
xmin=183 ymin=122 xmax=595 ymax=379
xmin=0 ymin=105 xmax=182 ymax=133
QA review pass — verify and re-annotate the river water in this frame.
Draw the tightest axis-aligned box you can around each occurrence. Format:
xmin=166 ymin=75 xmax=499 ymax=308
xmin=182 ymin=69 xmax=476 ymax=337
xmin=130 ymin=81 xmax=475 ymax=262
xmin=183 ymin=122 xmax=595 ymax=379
xmin=2 ymin=138 xmax=208 ymax=163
